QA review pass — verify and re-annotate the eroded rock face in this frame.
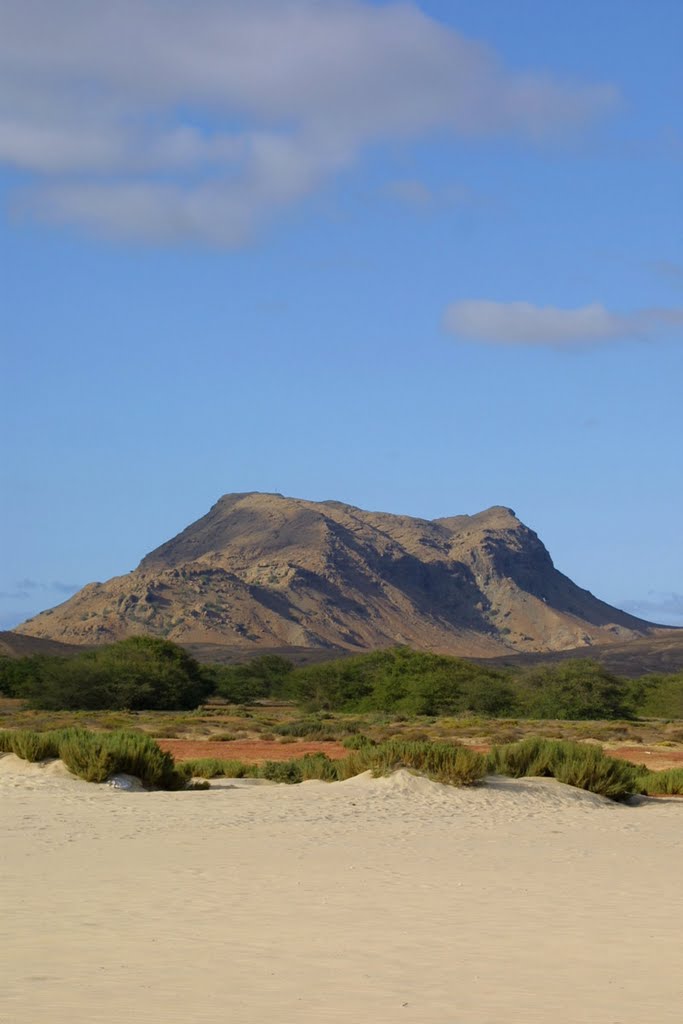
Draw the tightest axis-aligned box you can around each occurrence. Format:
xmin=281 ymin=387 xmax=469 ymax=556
xmin=16 ymin=492 xmax=655 ymax=655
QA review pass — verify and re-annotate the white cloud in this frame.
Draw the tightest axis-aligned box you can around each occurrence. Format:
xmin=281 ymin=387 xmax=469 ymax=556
xmin=0 ymin=0 xmax=618 ymax=245
xmin=443 ymin=300 xmax=683 ymax=347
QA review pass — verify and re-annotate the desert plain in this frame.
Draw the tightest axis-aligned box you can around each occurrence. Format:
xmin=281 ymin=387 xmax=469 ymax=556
xmin=2 ymin=753 xmax=682 ymax=1024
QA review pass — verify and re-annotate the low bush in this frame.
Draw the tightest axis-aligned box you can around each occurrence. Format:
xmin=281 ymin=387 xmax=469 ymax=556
xmin=259 ymin=759 xmax=304 ymax=783
xmin=10 ymin=729 xmax=62 ymax=762
xmin=2 ymin=727 xmax=189 ymax=789
xmin=637 ymin=767 xmax=683 ymax=795
xmin=486 ymin=736 xmax=560 ymax=778
xmin=4 ymin=726 xmax=680 ymax=800
xmin=98 ymin=731 xmax=188 ymax=789
xmin=58 ymin=730 xmax=117 ymax=782
xmin=273 ymin=719 xmax=338 ymax=741
xmin=297 ymin=752 xmax=340 ymax=781
xmin=182 ymin=758 xmax=256 ymax=779
xmin=179 ymin=752 xmax=340 ymax=782
xmin=11 ymin=637 xmax=212 ymax=711
xmin=342 ymin=734 xmax=376 ymax=750
xmin=552 ymin=748 xmax=641 ymax=801
xmin=339 ymin=739 xmax=487 ymax=786
xmin=487 ymin=737 xmax=641 ymax=801
xmin=0 ymin=730 xmax=15 ymax=752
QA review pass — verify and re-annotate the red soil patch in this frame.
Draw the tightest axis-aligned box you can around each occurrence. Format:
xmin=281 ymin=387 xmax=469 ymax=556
xmin=158 ymin=738 xmax=348 ymax=763
xmin=609 ymin=746 xmax=683 ymax=771
xmin=159 ymin=738 xmax=683 ymax=772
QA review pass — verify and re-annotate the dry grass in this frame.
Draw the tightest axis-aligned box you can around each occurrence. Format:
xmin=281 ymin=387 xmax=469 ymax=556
xmin=2 ymin=701 xmax=682 ymax=761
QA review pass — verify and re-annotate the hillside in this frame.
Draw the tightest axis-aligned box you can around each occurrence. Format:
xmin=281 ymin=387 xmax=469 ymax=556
xmin=0 ymin=631 xmax=86 ymax=660
xmin=15 ymin=492 xmax=660 ymax=656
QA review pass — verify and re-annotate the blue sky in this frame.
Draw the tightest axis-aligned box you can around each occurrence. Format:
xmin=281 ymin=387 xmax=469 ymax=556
xmin=1 ymin=0 xmax=681 ymax=630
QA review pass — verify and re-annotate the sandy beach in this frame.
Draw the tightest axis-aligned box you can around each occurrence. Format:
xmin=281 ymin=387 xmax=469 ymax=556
xmin=2 ymin=753 xmax=682 ymax=1024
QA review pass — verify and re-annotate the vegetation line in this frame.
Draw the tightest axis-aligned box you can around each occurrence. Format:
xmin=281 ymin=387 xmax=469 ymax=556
xmin=5 ymin=728 xmax=678 ymax=799
xmin=2 ymin=641 xmax=682 ymax=719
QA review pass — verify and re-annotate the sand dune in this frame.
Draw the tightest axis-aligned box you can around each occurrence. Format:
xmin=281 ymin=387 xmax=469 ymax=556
xmin=2 ymin=754 xmax=681 ymax=1023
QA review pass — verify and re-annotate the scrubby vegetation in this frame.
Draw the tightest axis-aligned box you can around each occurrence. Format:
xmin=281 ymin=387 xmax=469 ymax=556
xmin=0 ymin=637 xmax=211 ymax=710
xmin=0 ymin=727 xmax=189 ymax=788
xmin=635 ymin=766 xmax=683 ymax=795
xmin=173 ymin=737 xmax=683 ymax=798
xmin=2 ymin=727 xmax=682 ymax=798
xmin=486 ymin=737 xmax=643 ymax=801
xmin=202 ymin=655 xmax=294 ymax=704
xmin=2 ymin=642 xmax=682 ymax=721
xmin=180 ymin=741 xmax=486 ymax=786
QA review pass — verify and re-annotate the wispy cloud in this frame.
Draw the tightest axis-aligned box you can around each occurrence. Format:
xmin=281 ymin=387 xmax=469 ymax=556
xmin=0 ymin=579 xmax=80 ymax=599
xmin=0 ymin=0 xmax=618 ymax=245
xmin=443 ymin=300 xmax=683 ymax=347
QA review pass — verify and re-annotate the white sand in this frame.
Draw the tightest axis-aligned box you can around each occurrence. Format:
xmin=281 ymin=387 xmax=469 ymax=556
xmin=2 ymin=753 xmax=682 ymax=1024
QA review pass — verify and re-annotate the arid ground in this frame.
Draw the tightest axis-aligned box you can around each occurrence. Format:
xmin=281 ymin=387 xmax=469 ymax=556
xmin=2 ymin=753 xmax=682 ymax=1024
xmin=156 ymin=736 xmax=683 ymax=772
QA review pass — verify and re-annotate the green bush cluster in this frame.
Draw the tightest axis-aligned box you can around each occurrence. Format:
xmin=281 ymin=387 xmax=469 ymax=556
xmin=1 ymin=640 xmax=682 ymax=722
xmin=4 ymin=727 xmax=680 ymax=798
xmin=340 ymin=738 xmax=486 ymax=785
xmin=179 ymin=738 xmax=683 ymax=800
xmin=635 ymin=766 xmax=683 ymax=795
xmin=0 ymin=637 xmax=211 ymax=711
xmin=8 ymin=729 xmax=62 ymax=761
xmin=182 ymin=757 xmax=258 ymax=779
xmin=342 ymin=733 xmax=376 ymax=750
xmin=181 ymin=740 xmax=486 ymax=787
xmin=203 ymin=655 xmax=294 ymax=704
xmin=280 ymin=648 xmax=649 ymax=719
xmin=486 ymin=737 xmax=643 ymax=800
xmin=1 ymin=727 xmax=189 ymax=789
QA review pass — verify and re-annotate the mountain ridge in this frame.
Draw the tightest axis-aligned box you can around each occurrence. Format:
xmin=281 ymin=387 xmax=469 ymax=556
xmin=15 ymin=492 xmax=658 ymax=656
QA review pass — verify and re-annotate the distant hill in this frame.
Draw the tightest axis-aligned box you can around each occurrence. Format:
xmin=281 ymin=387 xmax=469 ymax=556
xmin=0 ymin=631 xmax=85 ymax=659
xmin=476 ymin=631 xmax=683 ymax=678
xmin=14 ymin=491 xmax=663 ymax=657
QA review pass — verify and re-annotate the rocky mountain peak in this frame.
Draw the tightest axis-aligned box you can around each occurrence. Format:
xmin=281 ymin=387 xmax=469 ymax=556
xmin=16 ymin=492 xmax=656 ymax=656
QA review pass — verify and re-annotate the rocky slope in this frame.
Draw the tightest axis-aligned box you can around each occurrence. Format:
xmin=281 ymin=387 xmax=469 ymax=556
xmin=15 ymin=492 xmax=659 ymax=656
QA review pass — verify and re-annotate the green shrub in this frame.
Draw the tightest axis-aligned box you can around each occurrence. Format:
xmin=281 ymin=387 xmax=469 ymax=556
xmin=14 ymin=638 xmax=211 ymax=711
xmin=181 ymin=758 xmax=256 ymax=779
xmin=637 ymin=767 xmax=683 ymax=795
xmin=204 ymin=655 xmax=294 ymax=704
xmin=0 ymin=730 xmax=15 ymax=752
xmin=3 ymin=726 xmax=189 ymax=789
xmin=486 ymin=736 xmax=560 ymax=778
xmin=519 ymin=661 xmax=633 ymax=719
xmin=339 ymin=739 xmax=486 ymax=786
xmin=487 ymin=737 xmax=641 ymax=801
xmin=552 ymin=748 xmax=640 ymax=801
xmin=58 ymin=730 xmax=117 ymax=782
xmin=297 ymin=752 xmax=340 ymax=781
xmin=99 ymin=731 xmax=187 ymax=789
xmin=273 ymin=719 xmax=338 ymax=741
xmin=342 ymin=733 xmax=376 ymax=750
xmin=10 ymin=729 xmax=61 ymax=762
xmin=631 ymin=674 xmax=683 ymax=719
xmin=259 ymin=759 xmax=304 ymax=784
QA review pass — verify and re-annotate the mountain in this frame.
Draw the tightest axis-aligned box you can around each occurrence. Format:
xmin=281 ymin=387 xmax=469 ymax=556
xmin=14 ymin=492 xmax=661 ymax=656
